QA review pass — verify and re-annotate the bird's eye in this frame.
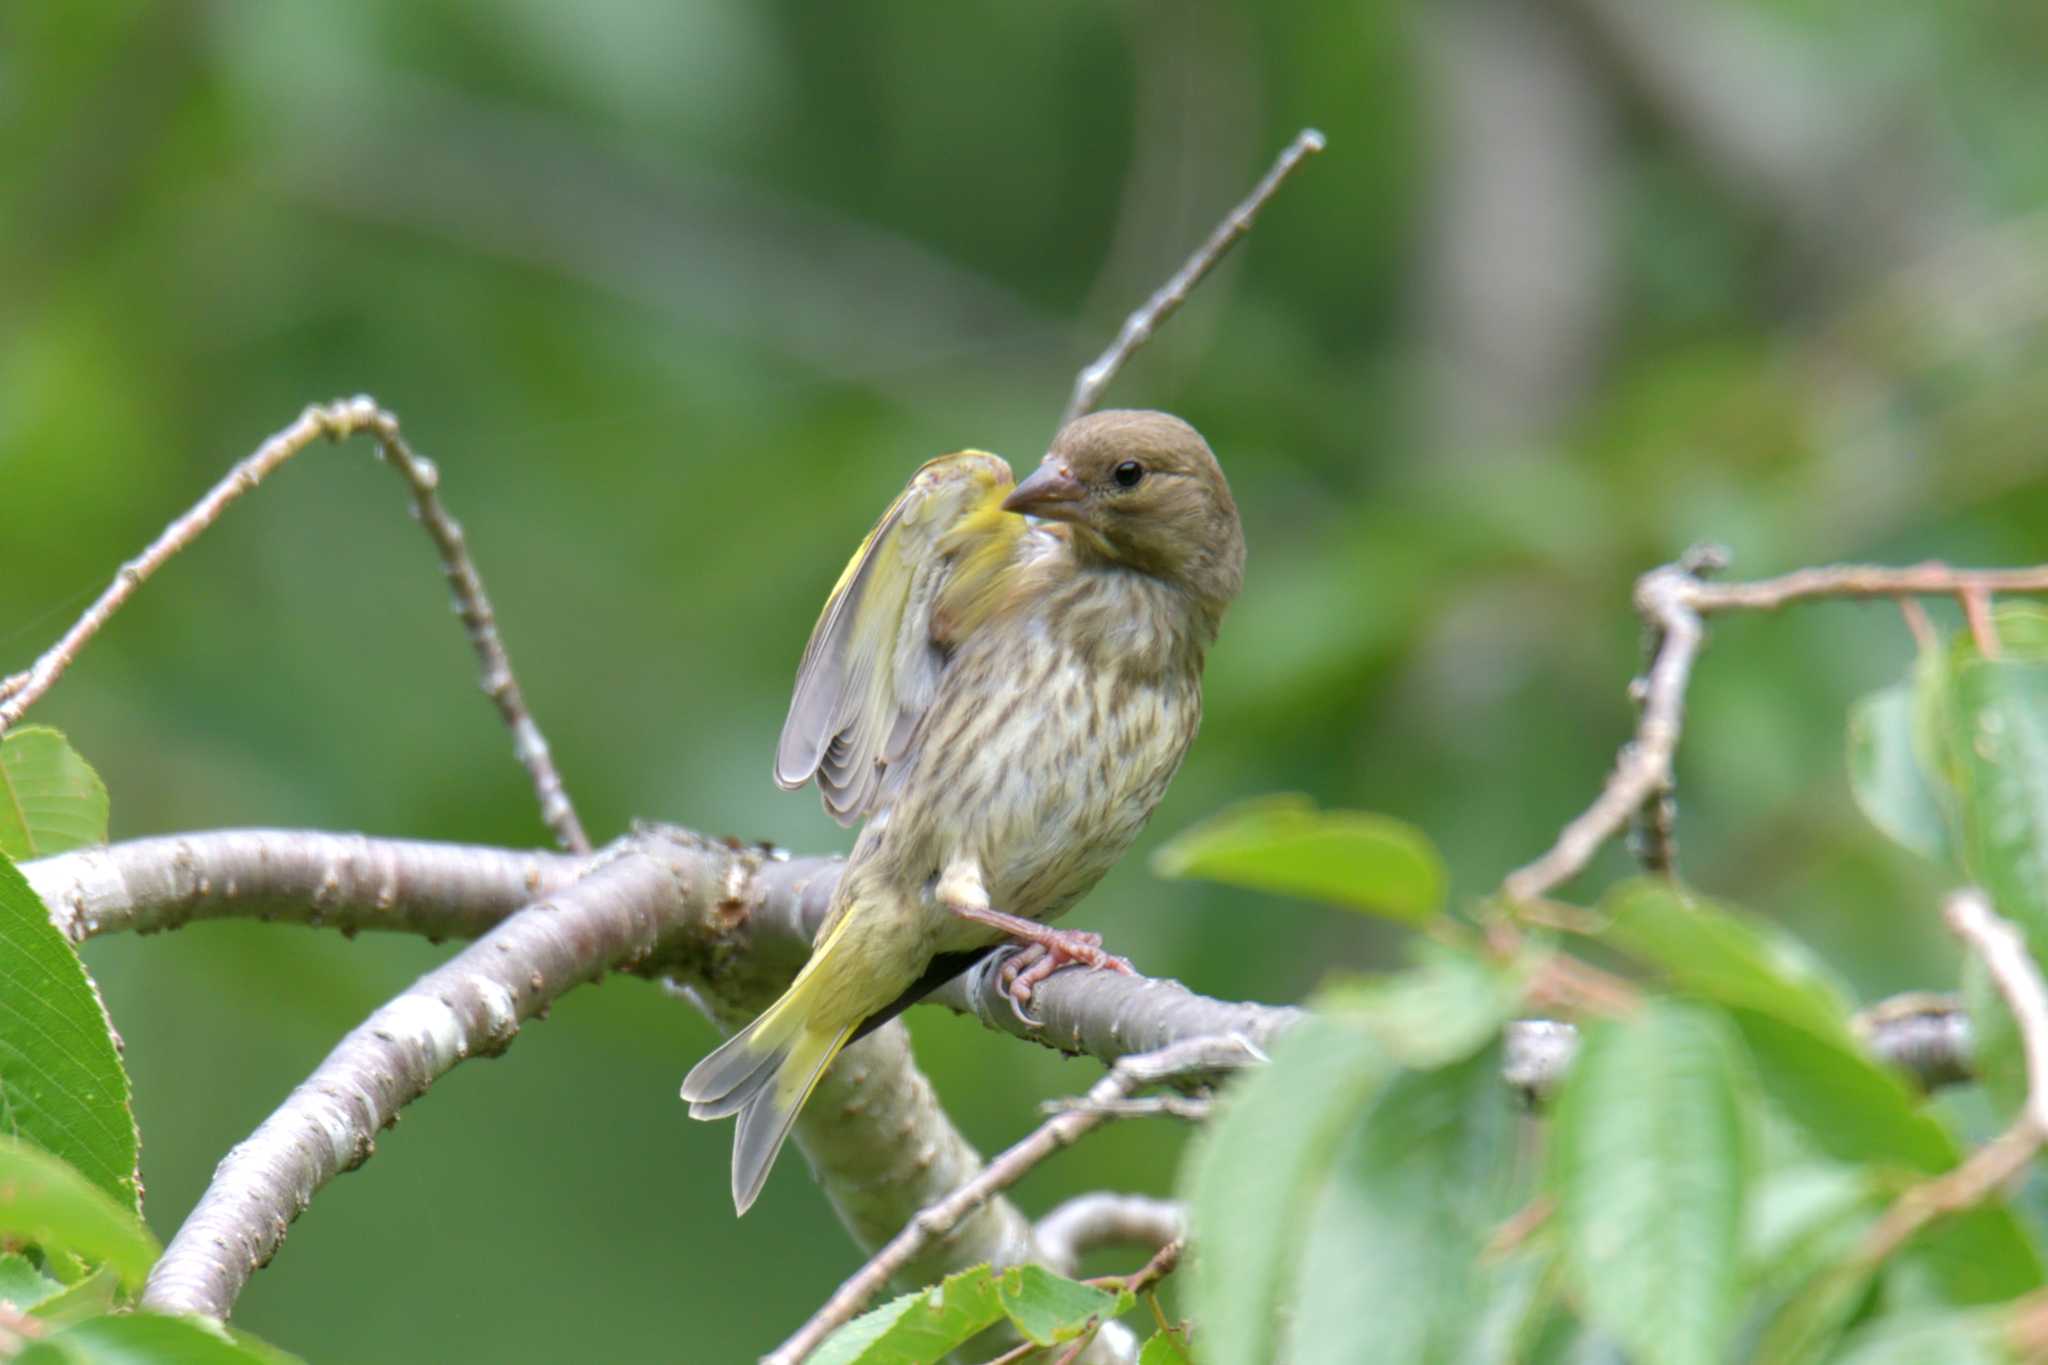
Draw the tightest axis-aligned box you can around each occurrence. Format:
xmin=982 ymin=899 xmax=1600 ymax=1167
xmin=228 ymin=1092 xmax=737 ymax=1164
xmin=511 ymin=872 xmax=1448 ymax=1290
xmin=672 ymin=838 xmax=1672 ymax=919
xmin=1112 ymin=460 xmax=1145 ymax=489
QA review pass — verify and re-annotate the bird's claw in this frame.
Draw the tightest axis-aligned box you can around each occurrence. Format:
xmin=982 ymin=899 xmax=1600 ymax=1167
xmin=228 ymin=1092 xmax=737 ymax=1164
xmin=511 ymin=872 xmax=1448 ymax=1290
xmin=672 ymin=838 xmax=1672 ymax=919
xmin=994 ymin=931 xmax=1134 ymax=1028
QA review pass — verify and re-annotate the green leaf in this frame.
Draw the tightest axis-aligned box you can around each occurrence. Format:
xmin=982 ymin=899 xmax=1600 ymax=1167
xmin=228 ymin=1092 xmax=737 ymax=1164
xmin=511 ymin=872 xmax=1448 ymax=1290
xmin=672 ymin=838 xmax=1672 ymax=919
xmin=1596 ymin=881 xmax=1855 ymax=1044
xmin=1828 ymin=1310 xmax=2007 ymax=1365
xmin=1183 ymin=1014 xmax=1391 ymax=1364
xmin=1290 ymin=1045 xmax=1524 ymax=1363
xmin=0 ymin=728 xmax=109 ymax=860
xmin=1725 ymin=1009 xmax=1953 ymax=1172
xmin=1551 ymin=1001 xmax=1747 ymax=1365
xmin=0 ymin=1137 xmax=157 ymax=1294
xmin=1137 ymin=1330 xmax=1193 ymax=1364
xmin=1316 ymin=942 xmax=1521 ymax=1069
xmin=0 ymin=852 xmax=139 ymax=1211
xmin=15 ymin=1313 xmax=305 ymax=1364
xmin=996 ymin=1265 xmax=1129 ymax=1347
xmin=28 ymin=1267 xmax=120 ymax=1328
xmin=1948 ymin=656 xmax=2048 ymax=947
xmin=1744 ymin=1163 xmax=1872 ymax=1291
xmin=1152 ymin=795 xmax=1446 ymax=923
xmin=1847 ymin=683 xmax=1953 ymax=861
xmin=1962 ymin=954 xmax=2025 ymax=1117
xmin=0 ymin=1250 xmax=62 ymax=1310
xmin=808 ymin=1267 xmax=1005 ymax=1365
xmin=1463 ymin=1251 xmax=1568 ymax=1365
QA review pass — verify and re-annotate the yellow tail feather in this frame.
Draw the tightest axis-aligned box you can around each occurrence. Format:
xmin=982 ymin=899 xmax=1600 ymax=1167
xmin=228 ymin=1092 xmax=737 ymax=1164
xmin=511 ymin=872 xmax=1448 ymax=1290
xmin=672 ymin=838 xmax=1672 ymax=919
xmin=683 ymin=930 xmax=867 ymax=1214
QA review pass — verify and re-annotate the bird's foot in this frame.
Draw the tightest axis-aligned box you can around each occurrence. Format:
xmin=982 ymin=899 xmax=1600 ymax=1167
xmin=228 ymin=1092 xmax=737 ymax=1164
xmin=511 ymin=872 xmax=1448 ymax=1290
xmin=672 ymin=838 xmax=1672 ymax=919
xmin=994 ymin=930 xmax=1134 ymax=1026
xmin=944 ymin=900 xmax=1133 ymax=1025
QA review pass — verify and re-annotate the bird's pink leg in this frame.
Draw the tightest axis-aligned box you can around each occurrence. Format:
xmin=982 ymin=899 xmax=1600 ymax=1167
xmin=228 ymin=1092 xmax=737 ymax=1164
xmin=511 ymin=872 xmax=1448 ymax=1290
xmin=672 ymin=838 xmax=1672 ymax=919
xmin=947 ymin=904 xmax=1135 ymax=1022
xmin=935 ymin=858 xmax=1132 ymax=1023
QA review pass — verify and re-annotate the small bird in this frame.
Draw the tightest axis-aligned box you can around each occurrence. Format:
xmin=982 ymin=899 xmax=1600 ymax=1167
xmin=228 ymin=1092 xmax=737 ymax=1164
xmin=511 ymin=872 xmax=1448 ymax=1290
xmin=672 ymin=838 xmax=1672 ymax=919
xmin=682 ymin=409 xmax=1244 ymax=1214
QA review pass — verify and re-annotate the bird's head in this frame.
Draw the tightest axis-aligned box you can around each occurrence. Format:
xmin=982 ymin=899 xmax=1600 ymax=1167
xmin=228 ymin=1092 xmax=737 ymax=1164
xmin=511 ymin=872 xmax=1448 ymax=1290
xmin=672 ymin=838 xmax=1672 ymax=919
xmin=1002 ymin=410 xmax=1245 ymax=611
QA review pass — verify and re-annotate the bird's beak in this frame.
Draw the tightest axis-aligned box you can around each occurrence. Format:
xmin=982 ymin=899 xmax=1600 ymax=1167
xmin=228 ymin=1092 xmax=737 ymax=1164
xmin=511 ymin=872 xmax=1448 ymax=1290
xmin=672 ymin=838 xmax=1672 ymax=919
xmin=1003 ymin=460 xmax=1086 ymax=520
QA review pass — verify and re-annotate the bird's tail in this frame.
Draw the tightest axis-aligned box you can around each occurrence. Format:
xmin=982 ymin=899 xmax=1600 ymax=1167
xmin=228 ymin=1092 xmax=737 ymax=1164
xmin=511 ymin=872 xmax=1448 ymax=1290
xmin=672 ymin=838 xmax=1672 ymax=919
xmin=682 ymin=951 xmax=858 ymax=1215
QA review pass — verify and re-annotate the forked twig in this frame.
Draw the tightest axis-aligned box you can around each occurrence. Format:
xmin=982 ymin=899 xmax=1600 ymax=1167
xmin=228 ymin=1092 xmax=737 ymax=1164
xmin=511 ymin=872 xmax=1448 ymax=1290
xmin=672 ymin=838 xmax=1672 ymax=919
xmin=1061 ymin=128 xmax=1325 ymax=427
xmin=1502 ymin=553 xmax=2048 ymax=904
xmin=764 ymin=1036 xmax=1260 ymax=1365
xmin=0 ymin=398 xmax=589 ymax=853
xmin=1853 ymin=892 xmax=2048 ymax=1271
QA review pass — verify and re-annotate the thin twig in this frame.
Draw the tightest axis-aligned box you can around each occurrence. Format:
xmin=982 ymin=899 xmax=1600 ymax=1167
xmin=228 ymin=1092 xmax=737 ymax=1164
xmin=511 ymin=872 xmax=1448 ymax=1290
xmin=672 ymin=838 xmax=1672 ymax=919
xmin=1961 ymin=586 xmax=2002 ymax=660
xmin=1089 ymin=1237 xmax=1184 ymax=1299
xmin=1060 ymin=129 xmax=1325 ymax=427
xmin=1041 ymin=1094 xmax=1213 ymax=1122
xmin=1627 ymin=622 xmax=1681 ymax=878
xmin=1854 ymin=891 xmax=2048 ymax=1274
xmin=1033 ymin=1194 xmax=1184 ymax=1278
xmin=1502 ymin=552 xmax=2048 ymax=904
xmin=1897 ymin=596 xmax=1937 ymax=655
xmin=1683 ymin=561 xmax=2048 ymax=613
xmin=1945 ymin=891 xmax=2048 ymax=1134
xmin=979 ymin=1236 xmax=1175 ymax=1365
xmin=1502 ymin=563 xmax=1705 ymax=903
xmin=0 ymin=398 xmax=590 ymax=854
xmin=764 ymin=1036 xmax=1262 ymax=1365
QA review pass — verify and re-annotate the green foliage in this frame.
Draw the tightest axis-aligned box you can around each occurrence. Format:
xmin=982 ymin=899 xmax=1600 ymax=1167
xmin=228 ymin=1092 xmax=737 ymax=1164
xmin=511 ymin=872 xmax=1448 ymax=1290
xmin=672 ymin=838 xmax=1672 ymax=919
xmin=1137 ymin=1330 xmax=1193 ymax=1364
xmin=0 ymin=1137 xmax=157 ymax=1295
xmin=1551 ymin=1002 xmax=1749 ymax=1365
xmin=1316 ymin=939 xmax=1522 ymax=1069
xmin=810 ymin=1264 xmax=1130 ymax=1365
xmin=1184 ymin=941 xmax=1528 ymax=1364
xmin=0 ymin=849 xmax=138 ymax=1212
xmin=1287 ymin=1045 xmax=1523 ymax=1362
xmin=1152 ymin=795 xmax=1446 ymax=923
xmin=0 ymin=728 xmax=108 ymax=861
xmin=6 ymin=3 xmax=2048 ymax=1357
xmin=13 ymin=1314 xmax=304 ymax=1365
xmin=1184 ymin=1014 xmax=1391 ymax=1364
xmin=1846 ymin=608 xmax=2048 ymax=1117
xmin=1594 ymin=881 xmax=1855 ymax=1042
xmin=1846 ymin=681 xmax=1951 ymax=862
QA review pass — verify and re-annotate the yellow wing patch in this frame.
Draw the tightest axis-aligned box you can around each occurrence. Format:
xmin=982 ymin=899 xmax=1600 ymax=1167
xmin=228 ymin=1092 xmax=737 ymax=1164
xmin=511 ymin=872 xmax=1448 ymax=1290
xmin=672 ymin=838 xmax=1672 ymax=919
xmin=774 ymin=450 xmax=1023 ymax=825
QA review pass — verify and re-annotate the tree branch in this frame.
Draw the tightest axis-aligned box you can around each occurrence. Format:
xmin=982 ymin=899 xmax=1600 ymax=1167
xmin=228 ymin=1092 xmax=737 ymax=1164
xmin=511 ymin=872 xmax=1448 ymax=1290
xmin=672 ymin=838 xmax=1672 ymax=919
xmin=0 ymin=398 xmax=590 ymax=853
xmin=1854 ymin=891 xmax=2048 ymax=1274
xmin=26 ymin=828 xmax=1980 ymax=1096
xmin=1033 ymin=1194 xmax=1184 ymax=1279
xmin=1060 ymin=128 xmax=1324 ymax=428
xmin=1502 ymin=550 xmax=2048 ymax=904
xmin=24 ymin=828 xmax=591 ymax=944
xmin=136 ymin=837 xmax=670 ymax=1316
xmin=764 ymin=1036 xmax=1261 ymax=1365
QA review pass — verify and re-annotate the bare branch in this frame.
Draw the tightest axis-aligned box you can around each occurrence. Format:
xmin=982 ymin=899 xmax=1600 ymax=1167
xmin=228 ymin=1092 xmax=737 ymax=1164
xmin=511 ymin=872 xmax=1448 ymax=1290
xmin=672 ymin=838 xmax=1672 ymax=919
xmin=1502 ymin=561 xmax=1706 ymax=903
xmin=1854 ymin=892 xmax=2048 ymax=1276
xmin=134 ymin=829 xmax=835 ymax=1318
xmin=1684 ymin=561 xmax=2048 ymax=614
xmin=1060 ymin=129 xmax=1325 ymax=427
xmin=1034 ymin=1194 xmax=1184 ymax=1279
xmin=938 ymin=946 xmax=1300 ymax=1066
xmin=0 ymin=398 xmax=590 ymax=854
xmin=765 ymin=1036 xmax=1262 ymax=1365
xmin=24 ymin=829 xmax=590 ymax=944
xmin=1945 ymin=891 xmax=2048 ymax=1134
xmin=1503 ymin=551 xmax=2048 ymax=904
xmin=25 ymin=831 xmax=1982 ymax=1096
xmin=138 ymin=838 xmax=674 ymax=1317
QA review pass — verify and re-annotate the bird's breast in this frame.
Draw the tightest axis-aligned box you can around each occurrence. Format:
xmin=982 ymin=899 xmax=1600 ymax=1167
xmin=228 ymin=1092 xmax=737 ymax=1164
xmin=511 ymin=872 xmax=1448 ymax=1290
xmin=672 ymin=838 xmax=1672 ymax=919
xmin=887 ymin=570 xmax=1207 ymax=930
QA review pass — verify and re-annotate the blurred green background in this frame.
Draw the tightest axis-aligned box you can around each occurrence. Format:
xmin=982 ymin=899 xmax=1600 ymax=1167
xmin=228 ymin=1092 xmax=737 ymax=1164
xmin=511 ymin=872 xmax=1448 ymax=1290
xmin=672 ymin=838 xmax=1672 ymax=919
xmin=5 ymin=0 xmax=2048 ymax=1358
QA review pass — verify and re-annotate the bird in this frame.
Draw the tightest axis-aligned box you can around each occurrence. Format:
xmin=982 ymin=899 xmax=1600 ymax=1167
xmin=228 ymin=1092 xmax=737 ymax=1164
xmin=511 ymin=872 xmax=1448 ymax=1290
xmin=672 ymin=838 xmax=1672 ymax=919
xmin=682 ymin=409 xmax=1244 ymax=1214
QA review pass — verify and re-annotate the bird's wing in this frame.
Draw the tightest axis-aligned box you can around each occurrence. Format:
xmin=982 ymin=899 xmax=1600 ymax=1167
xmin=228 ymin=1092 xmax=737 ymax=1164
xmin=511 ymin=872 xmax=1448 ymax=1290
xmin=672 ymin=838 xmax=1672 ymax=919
xmin=774 ymin=450 xmax=1021 ymax=825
